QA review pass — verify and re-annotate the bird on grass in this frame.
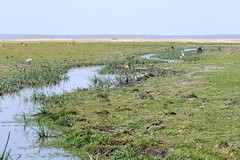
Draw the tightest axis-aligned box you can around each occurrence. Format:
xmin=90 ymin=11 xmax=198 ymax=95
xmin=125 ymin=75 xmax=129 ymax=84
xmin=26 ymin=58 xmax=33 ymax=64
xmin=142 ymin=72 xmax=154 ymax=78
xmin=180 ymin=52 xmax=185 ymax=59
xmin=124 ymin=63 xmax=131 ymax=69
xmin=134 ymin=72 xmax=154 ymax=81
xmin=134 ymin=74 xmax=139 ymax=81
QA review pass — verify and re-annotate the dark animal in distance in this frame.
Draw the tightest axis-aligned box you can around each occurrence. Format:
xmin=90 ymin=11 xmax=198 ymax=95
xmin=197 ymin=47 xmax=203 ymax=53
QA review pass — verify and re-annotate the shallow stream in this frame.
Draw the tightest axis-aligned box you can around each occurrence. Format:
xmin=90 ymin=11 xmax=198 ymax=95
xmin=0 ymin=66 xmax=111 ymax=160
xmin=140 ymin=53 xmax=182 ymax=63
xmin=0 ymin=48 xmax=200 ymax=159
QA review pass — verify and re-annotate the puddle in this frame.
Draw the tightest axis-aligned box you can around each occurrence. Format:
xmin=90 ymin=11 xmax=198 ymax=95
xmin=0 ymin=66 xmax=114 ymax=160
xmin=183 ymin=48 xmax=198 ymax=52
xmin=140 ymin=54 xmax=181 ymax=63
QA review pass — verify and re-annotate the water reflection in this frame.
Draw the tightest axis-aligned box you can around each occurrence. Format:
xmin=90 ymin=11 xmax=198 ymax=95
xmin=0 ymin=66 xmax=111 ymax=160
xmin=183 ymin=48 xmax=198 ymax=52
xmin=140 ymin=54 xmax=181 ymax=63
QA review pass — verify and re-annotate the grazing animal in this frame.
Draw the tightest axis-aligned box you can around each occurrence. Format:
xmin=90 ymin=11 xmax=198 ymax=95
xmin=26 ymin=58 xmax=33 ymax=64
xmin=197 ymin=47 xmax=203 ymax=53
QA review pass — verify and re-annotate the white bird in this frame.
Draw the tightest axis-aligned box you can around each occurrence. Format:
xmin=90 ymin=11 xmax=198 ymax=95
xmin=134 ymin=74 xmax=139 ymax=81
xmin=26 ymin=58 xmax=33 ymax=64
xmin=182 ymin=52 xmax=185 ymax=56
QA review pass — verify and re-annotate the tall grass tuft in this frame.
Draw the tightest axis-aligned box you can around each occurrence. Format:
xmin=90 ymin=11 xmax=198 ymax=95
xmin=31 ymin=120 xmax=51 ymax=142
xmin=0 ymin=63 xmax=74 ymax=95
xmin=0 ymin=132 xmax=21 ymax=160
xmin=90 ymin=75 xmax=116 ymax=88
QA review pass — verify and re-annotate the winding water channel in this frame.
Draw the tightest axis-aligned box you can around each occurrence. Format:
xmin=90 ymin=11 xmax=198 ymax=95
xmin=0 ymin=47 xmax=215 ymax=159
xmin=140 ymin=54 xmax=182 ymax=63
xmin=0 ymin=66 xmax=112 ymax=159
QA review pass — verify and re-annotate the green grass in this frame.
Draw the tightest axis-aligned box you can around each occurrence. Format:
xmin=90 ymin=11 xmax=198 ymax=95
xmin=1 ymin=41 xmax=240 ymax=159
xmin=0 ymin=62 xmax=74 ymax=95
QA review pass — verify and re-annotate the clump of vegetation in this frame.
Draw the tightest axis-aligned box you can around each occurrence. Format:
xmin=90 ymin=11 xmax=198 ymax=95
xmin=1 ymin=41 xmax=240 ymax=159
xmin=93 ymin=54 xmax=182 ymax=88
xmin=31 ymin=120 xmax=53 ymax=142
xmin=0 ymin=63 xmax=74 ymax=95
xmin=90 ymin=75 xmax=116 ymax=88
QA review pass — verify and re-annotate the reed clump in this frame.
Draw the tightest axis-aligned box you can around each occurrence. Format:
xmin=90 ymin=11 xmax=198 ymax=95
xmin=0 ymin=63 xmax=74 ymax=95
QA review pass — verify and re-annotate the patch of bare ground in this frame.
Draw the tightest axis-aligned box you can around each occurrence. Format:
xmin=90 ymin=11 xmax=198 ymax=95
xmin=198 ymin=66 xmax=225 ymax=73
xmin=0 ymin=65 xmax=16 ymax=70
xmin=186 ymin=65 xmax=224 ymax=79
xmin=177 ymin=65 xmax=224 ymax=87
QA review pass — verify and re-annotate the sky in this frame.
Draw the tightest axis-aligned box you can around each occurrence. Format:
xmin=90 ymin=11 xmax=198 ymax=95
xmin=1 ymin=0 xmax=240 ymax=35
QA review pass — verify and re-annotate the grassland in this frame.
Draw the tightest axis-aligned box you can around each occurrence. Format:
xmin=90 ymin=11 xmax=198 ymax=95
xmin=1 ymin=40 xmax=240 ymax=159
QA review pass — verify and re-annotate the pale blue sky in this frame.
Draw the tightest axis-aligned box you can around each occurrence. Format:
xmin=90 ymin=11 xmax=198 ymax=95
xmin=1 ymin=0 xmax=239 ymax=35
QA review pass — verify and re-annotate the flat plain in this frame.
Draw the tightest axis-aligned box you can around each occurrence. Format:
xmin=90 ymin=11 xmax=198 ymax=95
xmin=0 ymin=39 xmax=240 ymax=159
